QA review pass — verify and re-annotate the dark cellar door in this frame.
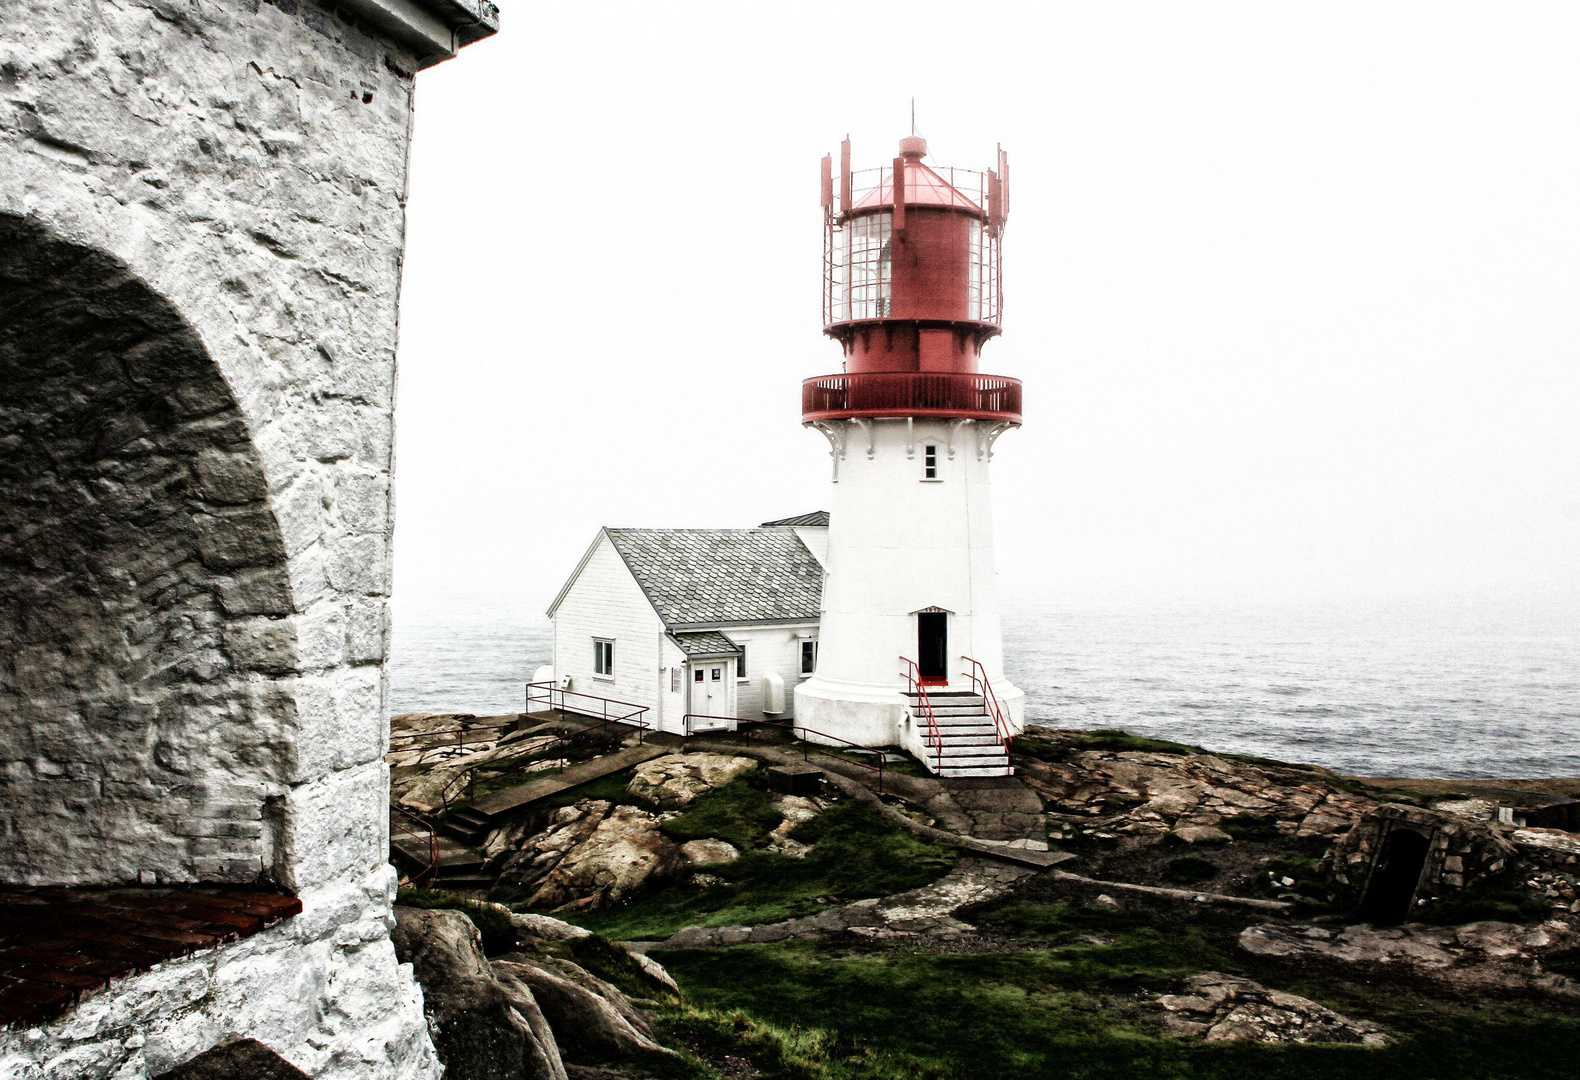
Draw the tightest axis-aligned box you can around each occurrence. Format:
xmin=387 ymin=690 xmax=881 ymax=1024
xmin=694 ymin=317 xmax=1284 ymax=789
xmin=918 ymin=611 xmax=948 ymax=683
xmin=1361 ymin=828 xmax=1431 ymax=925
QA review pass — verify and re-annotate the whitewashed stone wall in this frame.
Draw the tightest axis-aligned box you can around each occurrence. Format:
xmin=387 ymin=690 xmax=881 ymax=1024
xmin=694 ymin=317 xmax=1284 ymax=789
xmin=0 ymin=0 xmax=416 ymax=888
xmin=0 ymin=0 xmax=491 ymax=1073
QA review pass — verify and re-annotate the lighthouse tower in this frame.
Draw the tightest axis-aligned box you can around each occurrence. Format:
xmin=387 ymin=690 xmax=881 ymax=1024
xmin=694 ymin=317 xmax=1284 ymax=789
xmin=795 ymin=133 xmax=1026 ymax=776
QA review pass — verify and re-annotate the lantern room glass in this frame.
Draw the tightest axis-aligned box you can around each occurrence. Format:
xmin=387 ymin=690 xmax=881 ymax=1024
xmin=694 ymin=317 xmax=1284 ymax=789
xmin=838 ymin=211 xmax=891 ymax=321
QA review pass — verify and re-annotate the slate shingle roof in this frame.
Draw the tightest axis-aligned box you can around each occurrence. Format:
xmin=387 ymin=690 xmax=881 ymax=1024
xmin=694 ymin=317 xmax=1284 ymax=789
xmin=605 ymin=528 xmax=823 ymax=628
xmin=668 ymin=631 xmax=742 ymax=658
xmin=759 ymin=511 xmax=830 ymax=527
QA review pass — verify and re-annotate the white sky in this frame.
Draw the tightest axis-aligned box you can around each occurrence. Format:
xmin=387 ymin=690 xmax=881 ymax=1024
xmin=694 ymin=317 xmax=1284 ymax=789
xmin=393 ymin=2 xmax=1580 ymax=616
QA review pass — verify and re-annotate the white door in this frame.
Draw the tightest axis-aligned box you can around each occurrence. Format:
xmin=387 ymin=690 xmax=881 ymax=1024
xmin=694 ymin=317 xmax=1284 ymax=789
xmin=689 ymin=663 xmax=730 ymax=725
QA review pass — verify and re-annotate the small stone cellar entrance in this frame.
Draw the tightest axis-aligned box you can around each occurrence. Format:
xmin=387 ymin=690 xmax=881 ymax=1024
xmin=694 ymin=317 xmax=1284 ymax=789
xmin=1360 ymin=826 xmax=1432 ymax=924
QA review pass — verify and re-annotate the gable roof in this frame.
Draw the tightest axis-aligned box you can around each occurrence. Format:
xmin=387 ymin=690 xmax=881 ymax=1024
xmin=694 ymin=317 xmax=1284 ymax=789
xmin=605 ymin=528 xmax=823 ymax=629
xmin=668 ymin=631 xmax=742 ymax=658
xmin=760 ymin=511 xmax=829 ymax=527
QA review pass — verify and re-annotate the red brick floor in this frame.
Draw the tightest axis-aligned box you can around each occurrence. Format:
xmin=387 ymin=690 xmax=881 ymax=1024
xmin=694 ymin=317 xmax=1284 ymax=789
xmin=0 ymin=886 xmax=301 ymax=1030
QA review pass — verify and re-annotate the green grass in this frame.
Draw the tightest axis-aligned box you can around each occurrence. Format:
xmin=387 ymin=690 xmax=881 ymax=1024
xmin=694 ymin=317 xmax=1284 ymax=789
xmin=555 ymin=800 xmax=959 ymax=940
xmin=658 ymin=940 xmax=1580 ymax=1080
xmin=662 ymin=778 xmax=784 ymax=851
xmin=1416 ymin=884 xmax=1554 ymax=925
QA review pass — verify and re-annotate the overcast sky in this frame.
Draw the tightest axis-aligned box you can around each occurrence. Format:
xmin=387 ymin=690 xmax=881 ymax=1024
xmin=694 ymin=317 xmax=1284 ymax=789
xmin=392 ymin=2 xmax=1580 ymax=617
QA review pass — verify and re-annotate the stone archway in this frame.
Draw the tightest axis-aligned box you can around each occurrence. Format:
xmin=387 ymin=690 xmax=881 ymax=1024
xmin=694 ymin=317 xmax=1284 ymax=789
xmin=0 ymin=213 xmax=297 ymax=887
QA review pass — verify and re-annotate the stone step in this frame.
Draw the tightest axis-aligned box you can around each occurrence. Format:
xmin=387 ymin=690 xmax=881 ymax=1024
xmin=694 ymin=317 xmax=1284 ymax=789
xmin=444 ymin=807 xmax=492 ymax=844
xmin=432 ymin=874 xmax=495 ymax=891
xmin=931 ymin=735 xmax=1003 ymax=747
xmin=938 ymin=764 xmax=1016 ymax=777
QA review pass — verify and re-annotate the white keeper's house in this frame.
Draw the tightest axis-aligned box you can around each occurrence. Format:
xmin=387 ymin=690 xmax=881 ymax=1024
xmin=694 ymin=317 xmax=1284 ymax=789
xmin=543 ymin=513 xmax=828 ymax=733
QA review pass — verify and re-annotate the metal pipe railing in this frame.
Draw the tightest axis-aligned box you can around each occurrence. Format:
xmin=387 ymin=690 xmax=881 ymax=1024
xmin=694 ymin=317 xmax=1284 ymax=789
xmin=899 ymin=656 xmax=944 ymax=773
xmin=960 ymin=655 xmax=1013 ymax=748
xmin=732 ymin=717 xmax=887 ymax=794
xmin=390 ymin=805 xmax=439 ymax=887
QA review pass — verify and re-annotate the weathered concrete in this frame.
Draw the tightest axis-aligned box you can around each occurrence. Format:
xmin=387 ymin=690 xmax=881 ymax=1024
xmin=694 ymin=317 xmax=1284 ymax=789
xmin=0 ymin=0 xmax=492 ymax=1074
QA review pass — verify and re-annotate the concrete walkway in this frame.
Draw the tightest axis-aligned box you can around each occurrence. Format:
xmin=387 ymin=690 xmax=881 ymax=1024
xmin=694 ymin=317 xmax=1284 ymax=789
xmin=468 ymin=742 xmax=670 ymax=820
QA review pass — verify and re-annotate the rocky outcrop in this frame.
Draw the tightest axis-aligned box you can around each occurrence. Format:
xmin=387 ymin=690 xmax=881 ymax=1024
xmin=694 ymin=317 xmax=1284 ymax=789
xmin=1016 ymin=729 xmax=1376 ymax=843
xmin=494 ymin=958 xmax=676 ymax=1062
xmin=392 ymin=908 xmax=568 ymax=1080
xmin=491 ymin=801 xmax=683 ymax=910
xmin=627 ymin=753 xmax=757 ymax=809
xmin=1240 ymin=919 xmax=1580 ymax=998
xmin=680 ymin=839 xmax=741 ymax=866
xmin=1157 ymin=973 xmax=1389 ymax=1045
xmin=657 ymin=858 xmax=1034 ymax=949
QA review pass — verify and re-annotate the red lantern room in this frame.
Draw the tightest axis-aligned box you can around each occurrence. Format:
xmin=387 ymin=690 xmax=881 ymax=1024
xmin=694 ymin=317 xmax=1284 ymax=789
xmin=804 ymin=135 xmax=1022 ymax=425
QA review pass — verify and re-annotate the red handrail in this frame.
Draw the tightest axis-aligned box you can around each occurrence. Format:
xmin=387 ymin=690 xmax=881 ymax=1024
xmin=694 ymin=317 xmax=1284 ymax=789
xmin=390 ymin=805 xmax=439 ymax=887
xmin=960 ymin=655 xmax=1012 ymax=748
xmin=899 ymin=656 xmax=944 ymax=772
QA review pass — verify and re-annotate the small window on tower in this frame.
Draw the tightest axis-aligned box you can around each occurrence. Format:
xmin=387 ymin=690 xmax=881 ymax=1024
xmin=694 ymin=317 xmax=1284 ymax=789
xmin=923 ymin=445 xmax=938 ymax=480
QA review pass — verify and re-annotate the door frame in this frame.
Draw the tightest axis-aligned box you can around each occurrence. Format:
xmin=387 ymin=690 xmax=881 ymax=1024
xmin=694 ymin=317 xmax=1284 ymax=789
xmin=915 ymin=607 xmax=950 ymax=686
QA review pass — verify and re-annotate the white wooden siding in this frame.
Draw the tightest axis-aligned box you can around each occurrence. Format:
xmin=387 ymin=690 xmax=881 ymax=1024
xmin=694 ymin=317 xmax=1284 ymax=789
xmin=551 ymin=534 xmax=667 ymax=727
xmin=728 ymin=624 xmax=818 ymax=719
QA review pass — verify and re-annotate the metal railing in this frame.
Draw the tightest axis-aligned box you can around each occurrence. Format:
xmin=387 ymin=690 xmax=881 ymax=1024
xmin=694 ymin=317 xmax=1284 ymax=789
xmin=390 ymin=805 xmax=439 ymax=887
xmin=802 ymin=371 xmax=1022 ymax=424
xmin=526 ymin=682 xmax=652 ymax=729
xmin=899 ymin=657 xmax=944 ymax=772
xmin=426 ymin=686 xmax=653 ymax=812
xmin=960 ymin=655 xmax=1013 ymax=749
xmin=683 ymin=712 xmax=739 ymax=736
xmin=733 ymin=718 xmax=888 ymax=794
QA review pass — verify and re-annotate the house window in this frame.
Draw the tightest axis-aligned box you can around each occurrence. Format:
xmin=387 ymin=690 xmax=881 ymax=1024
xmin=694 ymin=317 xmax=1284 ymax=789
xmin=670 ymin=667 xmax=680 ymax=693
xmin=923 ymin=445 xmax=938 ymax=480
xmin=593 ymin=639 xmax=614 ymax=676
xmin=694 ymin=668 xmax=704 ymax=683
xmin=800 ymin=639 xmax=818 ymax=675
xmin=736 ymin=646 xmax=747 ymax=681
xmin=711 ymin=667 xmax=722 ymax=681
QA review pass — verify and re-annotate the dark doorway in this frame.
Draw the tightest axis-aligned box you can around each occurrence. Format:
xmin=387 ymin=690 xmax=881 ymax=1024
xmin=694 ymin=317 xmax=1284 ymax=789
xmin=917 ymin=611 xmax=948 ymax=684
xmin=1360 ymin=827 xmax=1431 ymax=924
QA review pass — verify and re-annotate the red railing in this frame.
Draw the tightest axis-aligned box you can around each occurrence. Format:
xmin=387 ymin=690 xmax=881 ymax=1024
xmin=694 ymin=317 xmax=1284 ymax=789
xmin=961 ymin=655 xmax=1013 ymax=749
xmin=802 ymin=371 xmax=1022 ymax=423
xmin=900 ymin=656 xmax=944 ymax=772
xmin=390 ymin=805 xmax=439 ymax=887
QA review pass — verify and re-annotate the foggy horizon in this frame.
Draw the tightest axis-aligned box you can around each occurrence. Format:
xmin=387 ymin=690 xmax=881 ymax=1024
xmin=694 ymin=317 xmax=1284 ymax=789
xmin=391 ymin=3 xmax=1580 ymax=620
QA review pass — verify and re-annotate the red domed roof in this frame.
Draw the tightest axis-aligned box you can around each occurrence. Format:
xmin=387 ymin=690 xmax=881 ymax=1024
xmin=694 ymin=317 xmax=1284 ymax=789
xmin=851 ymin=158 xmax=984 ymax=215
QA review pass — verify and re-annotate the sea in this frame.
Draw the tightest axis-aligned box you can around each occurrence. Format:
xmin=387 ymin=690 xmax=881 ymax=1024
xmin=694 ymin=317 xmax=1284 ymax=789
xmin=388 ymin=595 xmax=1580 ymax=780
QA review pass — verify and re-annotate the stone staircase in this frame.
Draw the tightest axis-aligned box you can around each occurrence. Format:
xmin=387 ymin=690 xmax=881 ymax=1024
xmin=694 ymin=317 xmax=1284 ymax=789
xmin=905 ymin=690 xmax=1012 ymax=777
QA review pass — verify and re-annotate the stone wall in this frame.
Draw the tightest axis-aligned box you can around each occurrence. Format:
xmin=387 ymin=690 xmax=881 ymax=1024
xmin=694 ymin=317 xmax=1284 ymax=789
xmin=0 ymin=0 xmax=417 ymax=888
xmin=0 ymin=215 xmax=296 ymax=885
xmin=0 ymin=0 xmax=493 ymax=1073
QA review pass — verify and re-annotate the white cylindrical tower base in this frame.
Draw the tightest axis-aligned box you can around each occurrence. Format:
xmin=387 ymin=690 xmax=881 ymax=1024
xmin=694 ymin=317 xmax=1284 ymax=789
xmin=794 ymin=417 xmax=1024 ymax=762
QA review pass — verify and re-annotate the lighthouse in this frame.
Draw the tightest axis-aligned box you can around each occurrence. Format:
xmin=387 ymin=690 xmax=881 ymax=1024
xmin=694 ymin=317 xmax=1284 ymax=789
xmin=794 ymin=133 xmax=1026 ymax=777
